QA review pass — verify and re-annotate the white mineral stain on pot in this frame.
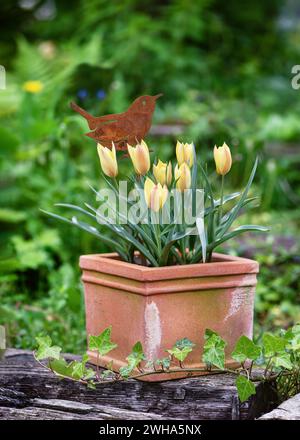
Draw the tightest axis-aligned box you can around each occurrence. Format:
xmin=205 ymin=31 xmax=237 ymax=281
xmin=224 ymin=286 xmax=254 ymax=338
xmin=224 ymin=287 xmax=247 ymax=322
xmin=144 ymin=301 xmax=162 ymax=360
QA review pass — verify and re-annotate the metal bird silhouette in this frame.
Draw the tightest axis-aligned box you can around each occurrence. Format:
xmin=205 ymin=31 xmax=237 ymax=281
xmin=70 ymin=94 xmax=162 ymax=151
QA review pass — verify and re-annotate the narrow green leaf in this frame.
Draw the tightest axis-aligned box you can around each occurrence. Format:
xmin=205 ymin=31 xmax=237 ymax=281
xmin=159 ymin=228 xmax=193 ymax=265
xmin=207 ymin=224 xmax=269 ymax=254
xmin=196 ymin=217 xmax=206 ymax=263
xmin=214 ymin=192 xmax=241 ymax=207
xmin=218 ymin=157 xmax=258 ymax=238
xmin=41 ymin=209 xmax=127 ymax=258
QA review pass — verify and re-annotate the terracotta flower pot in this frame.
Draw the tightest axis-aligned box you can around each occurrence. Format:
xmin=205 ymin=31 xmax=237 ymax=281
xmin=80 ymin=252 xmax=259 ymax=381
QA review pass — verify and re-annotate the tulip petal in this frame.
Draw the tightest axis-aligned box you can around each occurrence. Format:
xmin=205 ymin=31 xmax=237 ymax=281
xmin=144 ymin=177 xmax=155 ymax=207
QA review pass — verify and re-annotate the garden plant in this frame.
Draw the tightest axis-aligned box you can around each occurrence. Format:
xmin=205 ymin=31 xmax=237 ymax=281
xmin=0 ymin=1 xmax=300 ymax=420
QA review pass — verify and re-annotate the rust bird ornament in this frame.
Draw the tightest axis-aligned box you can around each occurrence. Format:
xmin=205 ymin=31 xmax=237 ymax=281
xmin=70 ymin=94 xmax=162 ymax=151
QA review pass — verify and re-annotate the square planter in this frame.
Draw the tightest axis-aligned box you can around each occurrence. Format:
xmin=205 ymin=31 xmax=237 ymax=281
xmin=80 ymin=252 xmax=259 ymax=381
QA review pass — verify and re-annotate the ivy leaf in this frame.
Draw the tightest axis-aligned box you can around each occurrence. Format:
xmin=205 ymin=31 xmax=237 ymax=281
xmin=174 ymin=337 xmax=195 ymax=350
xmin=292 ymin=324 xmax=300 ymax=335
xmin=273 ymin=352 xmax=293 ymax=370
xmin=236 ymin=375 xmax=256 ymax=402
xmin=231 ymin=335 xmax=261 ymax=363
xmin=119 ymin=366 xmax=133 ymax=378
xmin=71 ymin=361 xmax=86 ymax=379
xmin=100 ymin=370 xmax=115 ymax=380
xmin=49 ymin=358 xmax=74 ymax=377
xmin=83 ymin=368 xmax=96 ymax=381
xmin=145 ymin=360 xmax=155 ymax=370
xmin=283 ymin=325 xmax=300 ymax=351
xmin=36 ymin=335 xmax=51 ymax=346
xmin=262 ymin=333 xmax=286 ymax=356
xmin=155 ymin=357 xmax=171 ymax=370
xmin=283 ymin=328 xmax=294 ymax=342
xmin=89 ymin=327 xmax=118 ymax=356
xmin=204 ymin=329 xmax=219 ymax=339
xmin=119 ymin=342 xmax=145 ymax=377
xmin=288 ymin=334 xmax=300 ymax=352
xmin=36 ymin=336 xmax=61 ymax=361
xmin=49 ymin=353 xmax=96 ymax=381
xmin=82 ymin=353 xmax=90 ymax=364
xmin=167 ymin=347 xmax=193 ymax=362
xmin=167 ymin=338 xmax=195 ymax=363
xmin=202 ymin=329 xmax=226 ymax=370
xmin=87 ymin=381 xmax=96 ymax=390
xmin=71 ymin=354 xmax=94 ymax=380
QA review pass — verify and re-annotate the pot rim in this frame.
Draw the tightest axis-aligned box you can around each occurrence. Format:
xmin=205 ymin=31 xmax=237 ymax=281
xmin=80 ymin=252 xmax=259 ymax=282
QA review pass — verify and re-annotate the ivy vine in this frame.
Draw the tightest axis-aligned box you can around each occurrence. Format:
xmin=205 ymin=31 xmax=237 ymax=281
xmin=35 ymin=324 xmax=300 ymax=403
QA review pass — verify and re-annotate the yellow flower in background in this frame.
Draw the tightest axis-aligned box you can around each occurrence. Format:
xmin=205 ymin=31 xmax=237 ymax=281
xmin=22 ymin=80 xmax=44 ymax=94
xmin=153 ymin=160 xmax=172 ymax=186
xmin=176 ymin=141 xmax=194 ymax=167
xmin=144 ymin=177 xmax=168 ymax=212
xmin=213 ymin=142 xmax=232 ymax=176
xmin=97 ymin=143 xmax=118 ymax=178
xmin=127 ymin=140 xmax=150 ymax=175
xmin=175 ymin=163 xmax=191 ymax=192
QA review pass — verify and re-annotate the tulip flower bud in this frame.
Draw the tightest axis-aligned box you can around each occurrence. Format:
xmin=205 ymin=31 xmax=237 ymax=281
xmin=176 ymin=141 xmax=194 ymax=167
xmin=174 ymin=163 xmax=191 ymax=192
xmin=144 ymin=177 xmax=168 ymax=212
xmin=97 ymin=143 xmax=118 ymax=178
xmin=213 ymin=143 xmax=232 ymax=176
xmin=153 ymin=160 xmax=172 ymax=186
xmin=127 ymin=140 xmax=150 ymax=175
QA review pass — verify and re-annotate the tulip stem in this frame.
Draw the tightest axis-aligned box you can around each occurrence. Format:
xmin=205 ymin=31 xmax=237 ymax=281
xmin=219 ymin=175 xmax=225 ymax=225
xmin=112 ymin=178 xmax=119 ymax=191
xmin=152 ymin=212 xmax=161 ymax=255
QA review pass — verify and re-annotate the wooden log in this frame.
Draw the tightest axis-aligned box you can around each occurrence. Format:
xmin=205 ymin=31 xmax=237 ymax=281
xmin=0 ymin=349 xmax=278 ymax=420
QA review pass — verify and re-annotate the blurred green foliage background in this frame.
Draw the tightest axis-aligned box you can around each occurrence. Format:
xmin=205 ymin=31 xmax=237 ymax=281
xmin=0 ymin=0 xmax=299 ymax=353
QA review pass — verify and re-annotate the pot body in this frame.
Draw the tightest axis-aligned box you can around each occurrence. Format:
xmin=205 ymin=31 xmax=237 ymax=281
xmin=80 ymin=252 xmax=259 ymax=381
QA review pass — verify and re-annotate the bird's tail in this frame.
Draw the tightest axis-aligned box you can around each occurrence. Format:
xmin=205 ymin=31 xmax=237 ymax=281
xmin=70 ymin=102 xmax=96 ymax=129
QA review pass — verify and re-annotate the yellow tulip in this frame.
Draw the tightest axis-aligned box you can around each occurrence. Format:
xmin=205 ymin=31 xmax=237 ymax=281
xmin=97 ymin=143 xmax=118 ymax=178
xmin=144 ymin=177 xmax=168 ymax=212
xmin=153 ymin=160 xmax=172 ymax=186
xmin=22 ymin=80 xmax=43 ymax=94
xmin=176 ymin=141 xmax=194 ymax=167
xmin=127 ymin=140 xmax=150 ymax=175
xmin=175 ymin=163 xmax=191 ymax=192
xmin=213 ymin=142 xmax=232 ymax=176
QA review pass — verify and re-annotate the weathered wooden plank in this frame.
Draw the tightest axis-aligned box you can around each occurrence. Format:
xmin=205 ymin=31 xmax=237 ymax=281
xmin=0 ymin=349 xmax=277 ymax=420
xmin=0 ymin=398 xmax=165 ymax=420
xmin=0 ymin=406 xmax=147 ymax=420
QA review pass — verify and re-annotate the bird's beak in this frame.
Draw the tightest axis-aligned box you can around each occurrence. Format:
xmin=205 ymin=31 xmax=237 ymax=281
xmin=153 ymin=93 xmax=163 ymax=100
